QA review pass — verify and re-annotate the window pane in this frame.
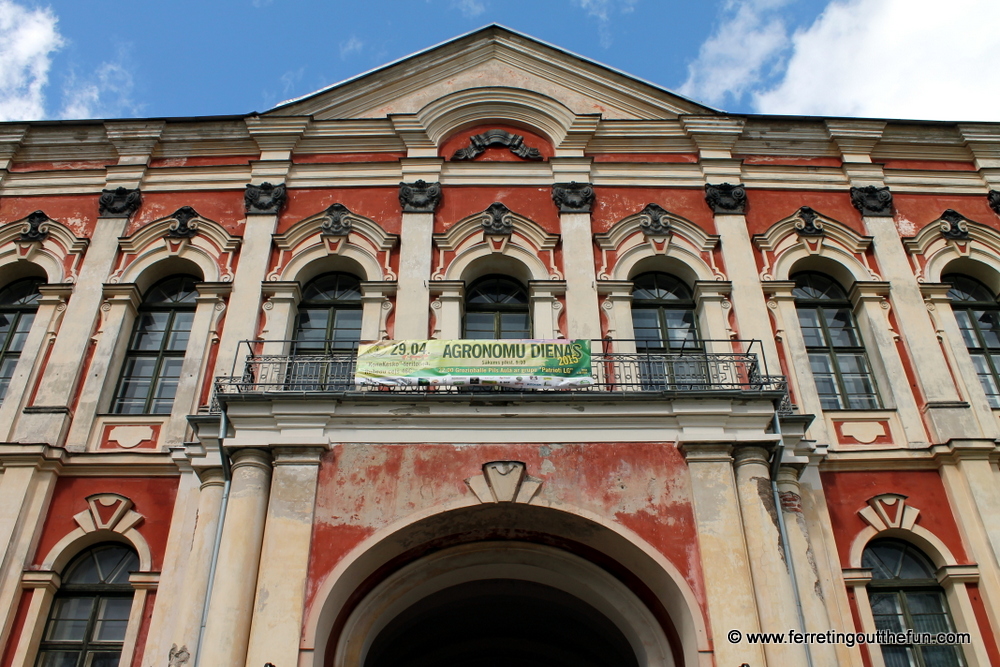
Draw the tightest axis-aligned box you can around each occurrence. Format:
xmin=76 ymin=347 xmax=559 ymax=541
xmin=131 ymin=312 xmax=169 ymax=351
xmin=975 ymin=310 xmax=1000 ymax=348
xmin=149 ymin=358 xmax=183 ymax=414
xmin=824 ymin=308 xmax=861 ymax=346
xmin=92 ymin=598 xmax=131 ymax=642
xmin=879 ymin=645 xmax=916 ymax=667
xmin=37 ymin=651 xmax=81 ymax=667
xmin=84 ymin=652 xmax=122 ymax=667
xmin=165 ymin=312 xmax=194 ymax=350
xmin=46 ymin=597 xmax=95 ymax=641
xmin=10 ymin=312 xmax=34 ymax=351
xmin=796 ymin=308 xmax=826 ymax=347
xmin=953 ymin=310 xmax=978 ymax=348
xmin=499 ymin=313 xmax=530 ymax=339
xmin=919 ymin=645 xmax=962 ymax=667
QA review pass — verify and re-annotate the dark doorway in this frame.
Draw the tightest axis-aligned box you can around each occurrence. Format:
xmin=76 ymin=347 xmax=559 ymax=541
xmin=364 ymin=578 xmax=640 ymax=667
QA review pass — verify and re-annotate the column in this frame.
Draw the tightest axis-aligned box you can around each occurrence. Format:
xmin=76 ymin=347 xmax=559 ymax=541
xmin=733 ymin=446 xmax=809 ymax=666
xmin=245 ymin=447 xmax=324 ymax=667
xmin=528 ymin=280 xmax=565 ymax=339
xmin=199 ymin=449 xmax=272 ymax=667
xmin=680 ymin=442 xmax=765 ymax=667
xmin=395 ymin=180 xmax=440 ymax=339
xmin=360 ymin=282 xmax=396 ymax=341
xmin=553 ymin=182 xmax=600 ymax=339
xmin=429 ymin=281 xmax=463 ymax=340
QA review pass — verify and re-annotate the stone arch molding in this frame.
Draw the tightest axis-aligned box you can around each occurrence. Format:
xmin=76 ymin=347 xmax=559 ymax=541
xmin=432 ymin=204 xmax=560 ymax=282
xmin=40 ymin=493 xmax=153 ymax=572
xmin=0 ymin=211 xmax=88 ymax=283
xmin=595 ymin=204 xmax=724 ymax=283
xmin=110 ymin=207 xmax=240 ymax=285
xmin=753 ymin=207 xmax=879 ymax=282
xmin=903 ymin=212 xmax=1000 ymax=283
xmin=848 ymin=493 xmax=958 ymax=569
xmin=269 ymin=204 xmax=398 ymax=283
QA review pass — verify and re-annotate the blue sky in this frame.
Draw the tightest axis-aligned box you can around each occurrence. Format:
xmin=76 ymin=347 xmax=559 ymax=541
xmin=2 ymin=0 xmax=999 ymax=123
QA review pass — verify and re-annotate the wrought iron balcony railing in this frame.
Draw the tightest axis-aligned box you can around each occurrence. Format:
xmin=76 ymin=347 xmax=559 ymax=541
xmin=213 ymin=339 xmax=789 ymax=409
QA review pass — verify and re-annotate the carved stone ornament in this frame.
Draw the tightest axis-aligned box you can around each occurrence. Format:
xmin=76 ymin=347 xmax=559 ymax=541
xmin=466 ymin=461 xmax=543 ymax=504
xmin=638 ymin=203 xmax=671 ymax=236
xmin=794 ymin=206 xmax=824 ymax=236
xmin=168 ymin=645 xmax=191 ymax=667
xmin=244 ymin=182 xmax=287 ymax=215
xmin=551 ymin=182 xmax=595 ymax=213
xmin=939 ymin=209 xmax=971 ymax=240
xmin=98 ymin=187 xmax=141 ymax=218
xmin=398 ymin=180 xmax=441 ymax=213
xmin=19 ymin=210 xmax=51 ymax=242
xmin=704 ymin=183 xmax=747 ymax=214
xmin=988 ymin=190 xmax=1000 ymax=216
xmin=451 ymin=129 xmax=544 ymax=161
xmin=850 ymin=185 xmax=893 ymax=216
xmin=73 ymin=493 xmax=144 ymax=534
xmin=858 ymin=493 xmax=919 ymax=532
xmin=481 ymin=202 xmax=514 ymax=236
xmin=165 ymin=206 xmax=200 ymax=238
xmin=320 ymin=203 xmax=354 ymax=236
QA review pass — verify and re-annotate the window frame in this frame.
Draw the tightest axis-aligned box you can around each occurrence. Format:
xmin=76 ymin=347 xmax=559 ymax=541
xmin=292 ymin=272 xmax=364 ymax=354
xmin=0 ymin=277 xmax=44 ymax=401
xmin=943 ymin=273 xmax=1000 ymax=409
xmin=463 ymin=275 xmax=531 ymax=340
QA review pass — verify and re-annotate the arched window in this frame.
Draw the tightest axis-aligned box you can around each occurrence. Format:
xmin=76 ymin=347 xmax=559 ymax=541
xmin=37 ymin=544 xmax=138 ymax=667
xmin=630 ymin=272 xmax=699 ymax=351
xmin=793 ymin=272 xmax=880 ymax=410
xmin=0 ymin=277 xmax=43 ymax=401
xmin=863 ymin=539 xmax=965 ymax=666
xmin=944 ymin=274 xmax=1000 ymax=408
xmin=112 ymin=276 xmax=198 ymax=414
xmin=293 ymin=273 xmax=363 ymax=353
xmin=464 ymin=275 xmax=530 ymax=339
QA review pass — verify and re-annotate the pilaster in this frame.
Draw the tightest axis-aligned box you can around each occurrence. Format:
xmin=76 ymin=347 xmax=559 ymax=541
xmin=395 ymin=179 xmax=441 ymax=338
xmin=553 ymin=182 xmax=600 ymax=339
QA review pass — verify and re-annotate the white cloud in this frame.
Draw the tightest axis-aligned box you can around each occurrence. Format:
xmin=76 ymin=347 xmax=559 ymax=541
xmin=59 ymin=48 xmax=141 ymax=120
xmin=0 ymin=0 xmax=63 ymax=121
xmin=678 ymin=0 xmax=793 ymax=108
xmin=451 ymin=0 xmax=486 ymax=17
xmin=340 ymin=35 xmax=364 ymax=59
xmin=753 ymin=0 xmax=1000 ymax=121
xmin=573 ymin=0 xmax=637 ymax=48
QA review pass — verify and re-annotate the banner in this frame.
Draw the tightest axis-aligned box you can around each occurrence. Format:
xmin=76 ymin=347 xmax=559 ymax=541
xmin=355 ymin=339 xmax=594 ymax=389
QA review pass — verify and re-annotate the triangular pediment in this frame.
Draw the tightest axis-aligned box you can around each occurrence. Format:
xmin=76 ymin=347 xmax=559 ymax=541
xmin=265 ymin=25 xmax=715 ymax=121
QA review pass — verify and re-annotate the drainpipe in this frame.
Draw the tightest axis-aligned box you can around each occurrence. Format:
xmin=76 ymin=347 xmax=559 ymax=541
xmin=193 ymin=404 xmax=233 ymax=667
xmin=770 ymin=408 xmax=815 ymax=667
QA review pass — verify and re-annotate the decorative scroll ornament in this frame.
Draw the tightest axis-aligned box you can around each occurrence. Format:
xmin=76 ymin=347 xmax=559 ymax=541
xmin=466 ymin=461 xmax=543 ymax=504
xmin=794 ymin=206 xmax=824 ymax=236
xmin=704 ymin=183 xmax=747 ymax=214
xmin=988 ymin=190 xmax=1000 ymax=216
xmin=320 ymin=203 xmax=355 ymax=236
xmin=850 ymin=185 xmax=893 ymax=216
xmin=451 ymin=129 xmax=544 ymax=161
xmin=481 ymin=202 xmax=514 ymax=236
xmin=73 ymin=493 xmax=144 ymax=534
xmin=244 ymin=182 xmax=287 ymax=215
xmin=399 ymin=180 xmax=441 ymax=213
xmin=858 ymin=493 xmax=919 ymax=531
xmin=939 ymin=209 xmax=971 ymax=240
xmin=98 ymin=187 xmax=141 ymax=218
xmin=552 ymin=182 xmax=595 ymax=213
xmin=19 ymin=210 xmax=51 ymax=242
xmin=638 ymin=203 xmax=671 ymax=237
xmin=165 ymin=207 xmax=199 ymax=238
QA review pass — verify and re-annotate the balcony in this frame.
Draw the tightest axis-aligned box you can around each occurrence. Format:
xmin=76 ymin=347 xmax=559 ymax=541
xmin=213 ymin=339 xmax=790 ymax=411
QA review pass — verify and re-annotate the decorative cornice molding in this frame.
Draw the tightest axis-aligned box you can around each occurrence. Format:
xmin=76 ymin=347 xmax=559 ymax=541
xmin=637 ymin=203 xmax=671 ymax=237
xmin=19 ymin=210 xmax=51 ymax=242
xmin=319 ymin=203 xmax=356 ymax=237
xmin=481 ymin=202 xmax=515 ymax=236
xmin=989 ymin=190 xmax=1000 ymax=216
xmin=244 ymin=182 xmax=287 ymax=215
xmin=98 ymin=187 xmax=141 ymax=218
xmin=165 ymin=207 xmax=200 ymax=238
xmin=939 ymin=209 xmax=971 ymax=240
xmin=399 ymin=179 xmax=441 ymax=213
xmin=451 ymin=129 xmax=543 ymax=161
xmin=794 ymin=206 xmax=824 ymax=236
xmin=704 ymin=183 xmax=747 ymax=214
xmin=850 ymin=185 xmax=893 ymax=217
xmin=551 ymin=181 xmax=594 ymax=213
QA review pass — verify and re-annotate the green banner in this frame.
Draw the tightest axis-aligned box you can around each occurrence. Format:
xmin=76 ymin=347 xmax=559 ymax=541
xmin=355 ymin=339 xmax=593 ymax=389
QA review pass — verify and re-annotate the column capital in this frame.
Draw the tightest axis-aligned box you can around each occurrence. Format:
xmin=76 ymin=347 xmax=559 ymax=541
xmin=21 ymin=571 xmax=60 ymax=592
xmin=704 ymin=183 xmax=747 ymax=214
xmin=732 ymin=445 xmax=773 ymax=469
xmin=197 ymin=467 xmax=225 ymax=488
xmin=850 ymin=185 xmax=894 ymax=217
xmin=229 ymin=448 xmax=272 ymax=473
xmin=244 ymin=182 xmax=287 ymax=216
xmin=98 ymin=187 xmax=142 ymax=219
xmin=271 ymin=446 xmax=326 ymax=466
xmin=679 ymin=442 xmax=733 ymax=463
xmin=399 ymin=180 xmax=441 ymax=213
xmin=551 ymin=182 xmax=594 ymax=213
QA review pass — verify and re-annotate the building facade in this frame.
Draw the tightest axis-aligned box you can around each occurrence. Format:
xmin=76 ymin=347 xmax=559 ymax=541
xmin=0 ymin=24 xmax=999 ymax=667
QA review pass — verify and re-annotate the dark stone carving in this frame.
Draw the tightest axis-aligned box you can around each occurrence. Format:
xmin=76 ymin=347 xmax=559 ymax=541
xmin=552 ymin=182 xmax=594 ymax=213
xmin=989 ymin=190 xmax=1000 ymax=216
xmin=481 ymin=202 xmax=514 ymax=236
xmin=399 ymin=180 xmax=441 ymax=213
xmin=451 ymin=129 xmax=543 ymax=161
xmin=98 ymin=187 xmax=141 ymax=218
xmin=704 ymin=183 xmax=747 ymax=214
xmin=320 ymin=203 xmax=354 ymax=236
xmin=850 ymin=185 xmax=893 ymax=216
xmin=165 ymin=207 xmax=199 ymax=238
xmin=794 ymin=207 xmax=824 ymax=236
xmin=19 ymin=211 xmax=50 ymax=242
xmin=245 ymin=182 xmax=287 ymax=215
xmin=940 ymin=209 xmax=971 ymax=240
xmin=637 ymin=203 xmax=671 ymax=236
